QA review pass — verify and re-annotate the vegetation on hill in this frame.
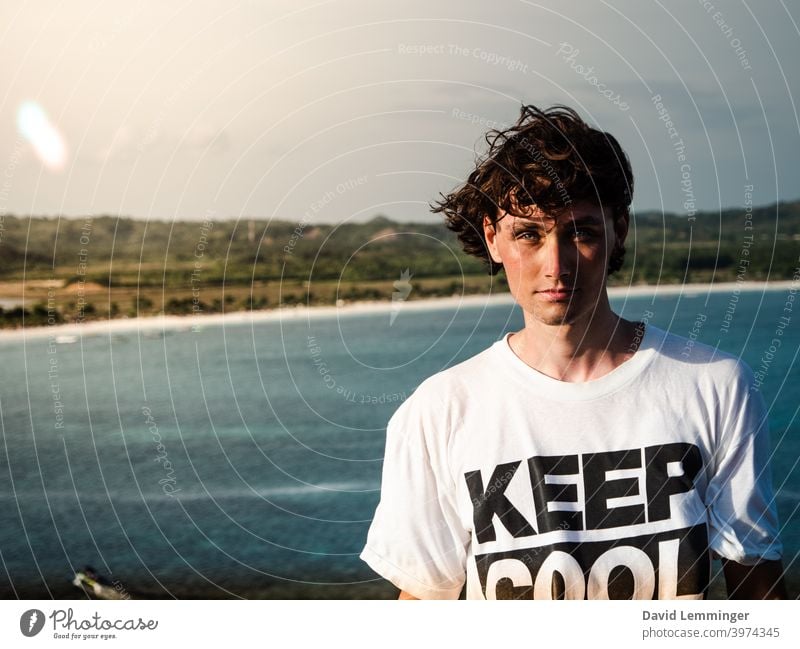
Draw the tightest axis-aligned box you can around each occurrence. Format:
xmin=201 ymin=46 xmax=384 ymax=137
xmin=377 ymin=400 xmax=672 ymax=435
xmin=0 ymin=200 xmax=798 ymax=327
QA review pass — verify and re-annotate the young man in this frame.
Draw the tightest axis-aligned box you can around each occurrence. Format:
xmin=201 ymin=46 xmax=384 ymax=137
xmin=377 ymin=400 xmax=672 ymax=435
xmin=361 ymin=105 xmax=786 ymax=599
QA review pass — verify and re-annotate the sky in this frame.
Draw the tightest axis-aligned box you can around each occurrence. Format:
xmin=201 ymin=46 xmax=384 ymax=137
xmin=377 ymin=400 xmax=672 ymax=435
xmin=1 ymin=0 xmax=799 ymax=223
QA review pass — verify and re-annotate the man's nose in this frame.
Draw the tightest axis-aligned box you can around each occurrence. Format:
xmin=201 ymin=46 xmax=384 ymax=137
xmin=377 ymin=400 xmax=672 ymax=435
xmin=544 ymin=235 xmax=572 ymax=279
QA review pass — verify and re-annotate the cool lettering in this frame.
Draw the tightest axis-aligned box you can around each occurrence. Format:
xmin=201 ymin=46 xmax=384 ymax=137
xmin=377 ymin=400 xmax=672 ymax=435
xmin=476 ymin=524 xmax=709 ymax=600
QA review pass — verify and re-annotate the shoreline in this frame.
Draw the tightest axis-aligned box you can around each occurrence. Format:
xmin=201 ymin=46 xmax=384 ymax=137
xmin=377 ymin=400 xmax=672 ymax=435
xmin=0 ymin=280 xmax=794 ymax=342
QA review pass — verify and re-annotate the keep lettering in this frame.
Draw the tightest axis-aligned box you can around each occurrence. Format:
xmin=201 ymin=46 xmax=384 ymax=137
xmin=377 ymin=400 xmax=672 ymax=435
xmin=465 ymin=442 xmax=702 ymax=543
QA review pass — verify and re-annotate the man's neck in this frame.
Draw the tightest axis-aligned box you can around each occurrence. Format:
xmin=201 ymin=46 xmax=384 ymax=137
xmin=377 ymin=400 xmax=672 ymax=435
xmin=509 ymin=308 xmax=642 ymax=383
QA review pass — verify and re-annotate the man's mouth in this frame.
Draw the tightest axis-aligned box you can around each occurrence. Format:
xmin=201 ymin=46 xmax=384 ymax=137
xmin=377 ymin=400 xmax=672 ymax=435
xmin=537 ymin=288 xmax=577 ymax=301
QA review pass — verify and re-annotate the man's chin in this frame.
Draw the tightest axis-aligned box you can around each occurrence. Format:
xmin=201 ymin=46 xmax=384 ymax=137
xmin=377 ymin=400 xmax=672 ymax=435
xmin=528 ymin=305 xmax=579 ymax=327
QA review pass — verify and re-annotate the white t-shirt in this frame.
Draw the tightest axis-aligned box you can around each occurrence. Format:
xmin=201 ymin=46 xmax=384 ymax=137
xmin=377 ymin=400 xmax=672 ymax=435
xmin=360 ymin=324 xmax=782 ymax=599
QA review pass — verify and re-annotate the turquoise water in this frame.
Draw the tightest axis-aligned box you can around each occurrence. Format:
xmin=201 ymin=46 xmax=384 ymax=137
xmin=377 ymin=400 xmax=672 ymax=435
xmin=0 ymin=288 xmax=798 ymax=597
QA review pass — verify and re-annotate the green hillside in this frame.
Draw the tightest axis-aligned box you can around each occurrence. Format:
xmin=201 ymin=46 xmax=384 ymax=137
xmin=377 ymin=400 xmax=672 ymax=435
xmin=0 ymin=200 xmax=798 ymax=327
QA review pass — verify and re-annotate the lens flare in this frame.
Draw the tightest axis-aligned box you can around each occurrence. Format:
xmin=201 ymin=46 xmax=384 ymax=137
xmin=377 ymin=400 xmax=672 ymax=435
xmin=17 ymin=101 xmax=68 ymax=171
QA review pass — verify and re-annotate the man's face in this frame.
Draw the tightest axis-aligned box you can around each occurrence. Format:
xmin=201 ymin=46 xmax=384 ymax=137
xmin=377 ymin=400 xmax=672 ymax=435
xmin=484 ymin=201 xmax=628 ymax=328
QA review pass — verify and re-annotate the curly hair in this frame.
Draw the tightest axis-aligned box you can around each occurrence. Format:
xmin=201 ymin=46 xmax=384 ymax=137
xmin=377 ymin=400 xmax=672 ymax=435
xmin=431 ymin=104 xmax=634 ymax=275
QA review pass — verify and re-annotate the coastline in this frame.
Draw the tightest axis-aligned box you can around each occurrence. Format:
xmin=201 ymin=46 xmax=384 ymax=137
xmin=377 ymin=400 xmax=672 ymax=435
xmin=0 ymin=280 xmax=794 ymax=342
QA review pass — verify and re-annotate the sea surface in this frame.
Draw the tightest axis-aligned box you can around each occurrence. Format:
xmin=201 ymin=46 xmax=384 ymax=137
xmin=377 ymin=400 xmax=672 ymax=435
xmin=0 ymin=288 xmax=798 ymax=598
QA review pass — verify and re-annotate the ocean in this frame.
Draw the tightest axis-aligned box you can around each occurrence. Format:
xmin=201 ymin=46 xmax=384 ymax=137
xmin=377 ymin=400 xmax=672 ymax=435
xmin=0 ymin=287 xmax=798 ymax=598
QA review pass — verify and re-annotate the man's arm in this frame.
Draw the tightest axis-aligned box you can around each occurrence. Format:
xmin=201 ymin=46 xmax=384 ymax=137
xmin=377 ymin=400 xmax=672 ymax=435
xmin=398 ymin=590 xmax=419 ymax=600
xmin=723 ymin=559 xmax=788 ymax=599
xmin=361 ymin=387 xmax=470 ymax=600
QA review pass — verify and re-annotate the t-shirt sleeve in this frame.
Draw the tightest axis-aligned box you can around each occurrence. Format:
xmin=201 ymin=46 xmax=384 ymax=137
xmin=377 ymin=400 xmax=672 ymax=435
xmin=706 ymin=363 xmax=783 ymax=565
xmin=360 ymin=383 xmax=469 ymax=599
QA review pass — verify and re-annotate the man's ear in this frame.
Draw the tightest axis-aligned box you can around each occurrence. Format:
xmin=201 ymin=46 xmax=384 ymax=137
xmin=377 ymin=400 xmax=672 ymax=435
xmin=613 ymin=210 xmax=629 ymax=249
xmin=483 ymin=215 xmax=503 ymax=264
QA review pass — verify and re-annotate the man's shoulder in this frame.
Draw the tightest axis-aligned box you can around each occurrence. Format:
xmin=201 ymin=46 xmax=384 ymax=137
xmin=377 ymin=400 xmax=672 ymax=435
xmin=648 ymin=324 xmax=756 ymax=384
xmin=389 ymin=338 xmax=505 ymax=424
xmin=389 ymin=344 xmax=499 ymax=439
xmin=413 ymin=338 xmax=504 ymax=396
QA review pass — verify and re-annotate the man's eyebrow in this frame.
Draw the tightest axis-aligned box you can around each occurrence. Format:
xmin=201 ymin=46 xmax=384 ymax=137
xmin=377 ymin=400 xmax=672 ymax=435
xmin=569 ymin=215 xmax=604 ymax=226
xmin=510 ymin=215 xmax=603 ymax=229
xmin=511 ymin=220 xmax=547 ymax=230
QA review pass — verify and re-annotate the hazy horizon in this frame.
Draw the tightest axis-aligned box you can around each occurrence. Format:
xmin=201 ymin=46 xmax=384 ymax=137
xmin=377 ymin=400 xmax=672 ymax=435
xmin=4 ymin=195 xmax=797 ymax=225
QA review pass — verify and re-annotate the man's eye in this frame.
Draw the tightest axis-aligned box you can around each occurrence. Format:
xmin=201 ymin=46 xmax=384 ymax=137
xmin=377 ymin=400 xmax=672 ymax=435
xmin=573 ymin=229 xmax=598 ymax=241
xmin=515 ymin=230 xmax=541 ymax=241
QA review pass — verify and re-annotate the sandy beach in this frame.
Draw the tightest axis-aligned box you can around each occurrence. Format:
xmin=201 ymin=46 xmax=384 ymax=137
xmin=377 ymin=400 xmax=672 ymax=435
xmin=0 ymin=280 xmax=795 ymax=342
